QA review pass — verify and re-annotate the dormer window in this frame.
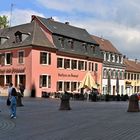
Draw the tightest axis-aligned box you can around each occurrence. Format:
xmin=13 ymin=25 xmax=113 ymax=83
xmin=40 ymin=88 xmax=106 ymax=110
xmin=15 ymin=31 xmax=30 ymax=43
xmin=58 ymin=37 xmax=64 ymax=48
xmin=82 ymin=43 xmax=87 ymax=52
xmin=15 ymin=31 xmax=22 ymax=43
xmin=68 ymin=39 xmax=74 ymax=50
xmin=0 ymin=37 xmax=9 ymax=45
xmin=91 ymin=45 xmax=95 ymax=53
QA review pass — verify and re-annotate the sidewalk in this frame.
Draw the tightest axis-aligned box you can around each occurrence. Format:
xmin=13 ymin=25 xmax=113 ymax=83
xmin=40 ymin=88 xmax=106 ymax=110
xmin=0 ymin=97 xmax=140 ymax=140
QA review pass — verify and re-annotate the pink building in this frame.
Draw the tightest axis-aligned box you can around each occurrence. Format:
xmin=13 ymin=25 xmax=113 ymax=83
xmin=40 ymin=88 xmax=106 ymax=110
xmin=0 ymin=15 xmax=103 ymax=97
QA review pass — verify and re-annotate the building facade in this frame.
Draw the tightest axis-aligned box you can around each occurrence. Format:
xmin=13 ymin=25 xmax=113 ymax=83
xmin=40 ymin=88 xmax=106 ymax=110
xmin=0 ymin=15 xmax=103 ymax=97
xmin=124 ymin=58 xmax=140 ymax=96
xmin=92 ymin=35 xmax=125 ymax=95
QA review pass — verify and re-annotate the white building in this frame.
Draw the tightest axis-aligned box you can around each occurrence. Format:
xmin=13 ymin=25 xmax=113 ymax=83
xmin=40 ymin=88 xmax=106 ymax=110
xmin=92 ymin=35 xmax=125 ymax=95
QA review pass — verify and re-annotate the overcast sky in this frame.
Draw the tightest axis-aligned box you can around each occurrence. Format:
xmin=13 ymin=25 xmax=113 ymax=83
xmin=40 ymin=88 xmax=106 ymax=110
xmin=1 ymin=0 xmax=140 ymax=60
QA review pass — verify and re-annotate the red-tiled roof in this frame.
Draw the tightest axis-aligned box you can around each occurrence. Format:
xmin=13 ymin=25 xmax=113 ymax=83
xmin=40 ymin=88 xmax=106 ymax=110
xmin=91 ymin=35 xmax=121 ymax=54
xmin=124 ymin=58 xmax=140 ymax=73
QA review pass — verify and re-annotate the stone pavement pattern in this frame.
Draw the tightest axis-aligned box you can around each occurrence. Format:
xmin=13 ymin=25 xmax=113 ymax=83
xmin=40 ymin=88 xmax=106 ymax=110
xmin=0 ymin=97 xmax=140 ymax=140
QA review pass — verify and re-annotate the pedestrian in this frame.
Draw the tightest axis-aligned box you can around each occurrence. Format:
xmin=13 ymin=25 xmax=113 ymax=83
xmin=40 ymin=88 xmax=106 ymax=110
xmin=8 ymin=83 xmax=17 ymax=119
xmin=17 ymin=83 xmax=24 ymax=106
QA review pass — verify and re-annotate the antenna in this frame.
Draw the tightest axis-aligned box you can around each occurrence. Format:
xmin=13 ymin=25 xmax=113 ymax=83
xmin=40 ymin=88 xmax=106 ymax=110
xmin=9 ymin=3 xmax=14 ymax=27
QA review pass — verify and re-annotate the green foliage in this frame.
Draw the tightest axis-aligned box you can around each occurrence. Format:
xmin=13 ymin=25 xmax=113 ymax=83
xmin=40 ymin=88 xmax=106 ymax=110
xmin=0 ymin=15 xmax=9 ymax=28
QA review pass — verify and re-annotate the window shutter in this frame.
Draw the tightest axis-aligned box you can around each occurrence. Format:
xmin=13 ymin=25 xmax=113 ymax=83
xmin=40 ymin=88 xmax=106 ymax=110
xmin=48 ymin=53 xmax=51 ymax=65
xmin=39 ymin=75 xmax=43 ymax=88
xmin=48 ymin=75 xmax=51 ymax=88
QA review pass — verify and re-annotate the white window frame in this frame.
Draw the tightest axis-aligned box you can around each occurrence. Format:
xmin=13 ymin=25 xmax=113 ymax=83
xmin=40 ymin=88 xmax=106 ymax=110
xmin=18 ymin=50 xmax=25 ymax=64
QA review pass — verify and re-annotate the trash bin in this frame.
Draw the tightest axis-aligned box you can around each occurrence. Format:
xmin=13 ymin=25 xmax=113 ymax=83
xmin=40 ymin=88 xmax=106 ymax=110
xmin=127 ymin=94 xmax=140 ymax=112
xmin=59 ymin=92 xmax=71 ymax=110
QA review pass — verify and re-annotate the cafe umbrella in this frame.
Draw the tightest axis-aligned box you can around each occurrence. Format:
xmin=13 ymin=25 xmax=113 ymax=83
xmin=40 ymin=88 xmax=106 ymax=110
xmin=79 ymin=72 xmax=98 ymax=89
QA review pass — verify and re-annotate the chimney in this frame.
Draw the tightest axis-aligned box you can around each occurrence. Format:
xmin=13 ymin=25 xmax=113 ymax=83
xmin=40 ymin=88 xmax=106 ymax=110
xmin=135 ymin=58 xmax=138 ymax=64
xmin=48 ymin=17 xmax=54 ymax=21
xmin=65 ymin=22 xmax=69 ymax=25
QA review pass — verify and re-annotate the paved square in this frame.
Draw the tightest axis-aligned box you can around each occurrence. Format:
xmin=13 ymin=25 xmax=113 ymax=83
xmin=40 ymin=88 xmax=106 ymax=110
xmin=0 ymin=97 xmax=140 ymax=140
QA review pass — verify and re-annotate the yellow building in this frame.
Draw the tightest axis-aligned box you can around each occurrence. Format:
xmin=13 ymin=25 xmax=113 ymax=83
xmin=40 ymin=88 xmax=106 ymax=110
xmin=124 ymin=58 xmax=140 ymax=96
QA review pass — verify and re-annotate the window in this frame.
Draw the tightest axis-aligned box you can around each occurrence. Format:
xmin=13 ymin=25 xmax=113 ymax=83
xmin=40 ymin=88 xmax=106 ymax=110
xmin=0 ymin=37 xmax=8 ymax=45
xmin=5 ymin=52 xmax=12 ymax=65
xmin=128 ymin=73 xmax=130 ymax=80
xmin=95 ymin=63 xmax=98 ymax=71
xmin=0 ymin=75 xmax=4 ymax=86
xmin=85 ymin=62 xmax=87 ymax=71
xmin=5 ymin=75 xmax=12 ymax=84
xmin=15 ymin=31 xmax=22 ymax=43
xmin=71 ymin=60 xmax=77 ymax=69
xmin=78 ymin=61 xmax=84 ymax=70
xmin=64 ymin=59 xmax=70 ymax=69
xmin=18 ymin=51 xmax=24 ymax=64
xmin=59 ymin=37 xmax=64 ymax=48
xmin=88 ymin=62 xmax=91 ymax=71
xmin=40 ymin=75 xmax=51 ymax=88
xmin=92 ymin=63 xmax=94 ymax=71
xmin=68 ymin=39 xmax=74 ymax=50
xmin=91 ymin=45 xmax=95 ymax=53
xmin=64 ymin=82 xmax=70 ymax=91
xmin=57 ymin=58 xmax=63 ymax=68
xmin=103 ymin=68 xmax=107 ymax=78
xmin=40 ymin=52 xmax=51 ymax=65
xmin=57 ymin=81 xmax=63 ymax=91
xmin=71 ymin=82 xmax=77 ymax=91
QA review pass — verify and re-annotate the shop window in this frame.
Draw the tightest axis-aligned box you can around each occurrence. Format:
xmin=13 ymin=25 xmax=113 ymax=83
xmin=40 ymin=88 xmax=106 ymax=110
xmin=40 ymin=75 xmax=51 ymax=88
xmin=103 ymin=68 xmax=107 ymax=78
xmin=5 ymin=75 xmax=12 ymax=85
xmin=0 ymin=75 xmax=4 ymax=86
xmin=57 ymin=81 xmax=63 ymax=91
xmin=64 ymin=82 xmax=70 ymax=91
xmin=71 ymin=82 xmax=77 ymax=91
xmin=18 ymin=51 xmax=24 ymax=64
xmin=40 ymin=52 xmax=51 ymax=65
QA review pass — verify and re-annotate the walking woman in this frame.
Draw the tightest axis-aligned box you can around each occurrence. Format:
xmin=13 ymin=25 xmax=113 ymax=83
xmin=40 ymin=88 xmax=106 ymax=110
xmin=8 ymin=83 xmax=17 ymax=119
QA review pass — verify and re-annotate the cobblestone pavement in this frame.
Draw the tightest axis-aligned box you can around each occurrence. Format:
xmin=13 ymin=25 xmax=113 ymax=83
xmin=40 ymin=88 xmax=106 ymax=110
xmin=0 ymin=97 xmax=140 ymax=140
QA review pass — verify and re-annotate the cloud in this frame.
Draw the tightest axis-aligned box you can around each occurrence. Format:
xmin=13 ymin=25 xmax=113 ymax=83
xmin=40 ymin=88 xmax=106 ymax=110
xmin=0 ymin=9 xmax=44 ymax=26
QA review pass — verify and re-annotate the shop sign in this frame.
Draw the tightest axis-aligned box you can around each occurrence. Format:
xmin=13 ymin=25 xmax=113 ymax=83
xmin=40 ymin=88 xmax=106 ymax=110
xmin=0 ymin=67 xmax=25 ymax=73
xmin=58 ymin=73 xmax=78 ymax=78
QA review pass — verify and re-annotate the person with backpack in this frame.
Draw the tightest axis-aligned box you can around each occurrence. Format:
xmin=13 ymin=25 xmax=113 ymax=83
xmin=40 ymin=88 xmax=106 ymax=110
xmin=8 ymin=83 xmax=17 ymax=119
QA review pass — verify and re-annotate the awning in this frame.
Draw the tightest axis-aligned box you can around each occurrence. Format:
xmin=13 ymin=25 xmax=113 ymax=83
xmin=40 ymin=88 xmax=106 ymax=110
xmin=79 ymin=72 xmax=98 ymax=89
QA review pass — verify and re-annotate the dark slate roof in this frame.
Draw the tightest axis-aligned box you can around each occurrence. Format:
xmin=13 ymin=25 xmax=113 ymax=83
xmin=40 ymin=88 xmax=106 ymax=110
xmin=0 ymin=22 xmax=54 ymax=50
xmin=33 ymin=16 xmax=98 ymax=45
xmin=92 ymin=35 xmax=121 ymax=54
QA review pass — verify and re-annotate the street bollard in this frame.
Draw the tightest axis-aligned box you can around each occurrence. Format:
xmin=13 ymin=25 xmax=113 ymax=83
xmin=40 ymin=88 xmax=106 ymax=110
xmin=127 ymin=94 xmax=140 ymax=112
xmin=59 ymin=93 xmax=71 ymax=110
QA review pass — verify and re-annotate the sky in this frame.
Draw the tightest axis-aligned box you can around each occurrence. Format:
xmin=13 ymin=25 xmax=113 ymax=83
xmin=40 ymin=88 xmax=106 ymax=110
xmin=1 ymin=0 xmax=140 ymax=60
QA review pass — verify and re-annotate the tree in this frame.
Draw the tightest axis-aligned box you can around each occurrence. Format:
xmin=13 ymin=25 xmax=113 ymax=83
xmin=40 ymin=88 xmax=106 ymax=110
xmin=0 ymin=15 xmax=9 ymax=29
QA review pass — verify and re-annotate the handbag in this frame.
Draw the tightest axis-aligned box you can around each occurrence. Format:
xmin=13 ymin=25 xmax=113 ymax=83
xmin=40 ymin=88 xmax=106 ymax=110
xmin=7 ymin=98 xmax=11 ymax=106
